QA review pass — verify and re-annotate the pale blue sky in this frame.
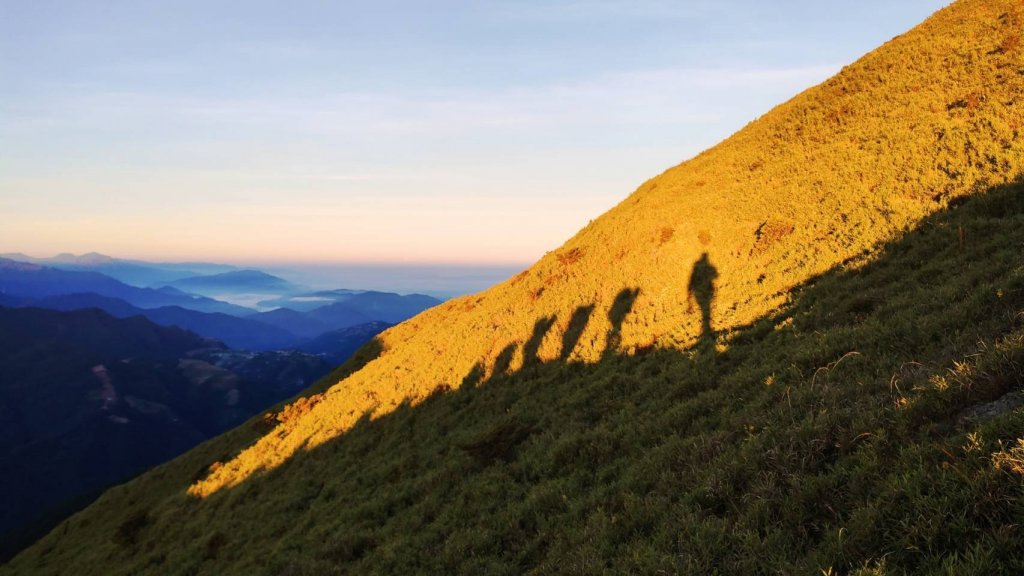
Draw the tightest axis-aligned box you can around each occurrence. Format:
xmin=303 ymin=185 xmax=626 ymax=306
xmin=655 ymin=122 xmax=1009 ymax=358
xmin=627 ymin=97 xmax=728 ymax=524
xmin=0 ymin=1 xmax=950 ymax=264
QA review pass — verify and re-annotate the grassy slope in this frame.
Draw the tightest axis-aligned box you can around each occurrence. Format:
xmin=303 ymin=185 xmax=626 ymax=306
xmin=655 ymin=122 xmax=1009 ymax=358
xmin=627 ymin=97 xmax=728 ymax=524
xmin=5 ymin=0 xmax=1024 ymax=573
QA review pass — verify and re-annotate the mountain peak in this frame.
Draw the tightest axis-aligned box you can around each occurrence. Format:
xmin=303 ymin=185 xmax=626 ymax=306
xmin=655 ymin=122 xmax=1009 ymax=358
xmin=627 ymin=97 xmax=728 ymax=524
xmin=49 ymin=252 xmax=117 ymax=265
xmin=0 ymin=257 xmax=43 ymax=272
xmin=171 ymin=269 xmax=290 ymax=285
xmin=221 ymin=270 xmax=285 ymax=281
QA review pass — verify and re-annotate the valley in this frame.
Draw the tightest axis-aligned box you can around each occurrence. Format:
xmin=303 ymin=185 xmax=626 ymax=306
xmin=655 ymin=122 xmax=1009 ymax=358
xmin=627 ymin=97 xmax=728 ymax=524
xmin=0 ymin=255 xmax=441 ymax=560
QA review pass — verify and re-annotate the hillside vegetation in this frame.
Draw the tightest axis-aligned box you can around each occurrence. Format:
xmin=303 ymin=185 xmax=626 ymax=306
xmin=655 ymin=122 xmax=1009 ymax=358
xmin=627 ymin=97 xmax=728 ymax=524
xmin=5 ymin=0 xmax=1024 ymax=573
xmin=0 ymin=307 xmax=332 ymax=562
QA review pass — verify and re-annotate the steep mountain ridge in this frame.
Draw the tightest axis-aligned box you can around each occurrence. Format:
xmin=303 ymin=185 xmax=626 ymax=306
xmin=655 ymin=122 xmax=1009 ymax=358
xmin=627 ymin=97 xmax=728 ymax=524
xmin=5 ymin=0 xmax=1024 ymax=573
xmin=190 ymin=0 xmax=1024 ymax=497
xmin=29 ymin=294 xmax=300 ymax=351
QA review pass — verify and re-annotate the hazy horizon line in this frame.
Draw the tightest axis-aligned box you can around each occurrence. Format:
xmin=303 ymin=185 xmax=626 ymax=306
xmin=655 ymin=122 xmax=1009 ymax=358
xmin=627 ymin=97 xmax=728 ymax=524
xmin=1 ymin=249 xmax=532 ymax=269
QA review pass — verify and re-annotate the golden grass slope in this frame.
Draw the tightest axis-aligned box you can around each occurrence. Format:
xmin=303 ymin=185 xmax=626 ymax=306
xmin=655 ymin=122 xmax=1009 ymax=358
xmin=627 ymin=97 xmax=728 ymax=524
xmin=186 ymin=0 xmax=1024 ymax=497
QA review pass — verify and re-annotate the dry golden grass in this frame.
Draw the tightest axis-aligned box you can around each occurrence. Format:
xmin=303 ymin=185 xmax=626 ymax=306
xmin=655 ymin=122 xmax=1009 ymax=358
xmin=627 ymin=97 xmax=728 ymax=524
xmin=992 ymin=438 xmax=1024 ymax=475
xmin=188 ymin=0 xmax=1024 ymax=497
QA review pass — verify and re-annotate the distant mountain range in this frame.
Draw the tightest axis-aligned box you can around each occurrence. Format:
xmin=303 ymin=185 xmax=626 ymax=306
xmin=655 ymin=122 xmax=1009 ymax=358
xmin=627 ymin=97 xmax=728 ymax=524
xmin=296 ymin=321 xmax=392 ymax=364
xmin=164 ymin=270 xmax=298 ymax=297
xmin=0 ymin=257 xmax=441 ymax=353
xmin=257 ymin=288 xmax=366 ymax=312
xmin=244 ymin=307 xmax=331 ymax=339
xmin=12 ymin=288 xmax=435 ymax=354
xmin=312 ymin=291 xmax=442 ymax=324
xmin=31 ymin=293 xmax=299 ymax=351
xmin=0 ymin=252 xmax=237 ymax=287
xmin=0 ymin=258 xmax=252 ymax=316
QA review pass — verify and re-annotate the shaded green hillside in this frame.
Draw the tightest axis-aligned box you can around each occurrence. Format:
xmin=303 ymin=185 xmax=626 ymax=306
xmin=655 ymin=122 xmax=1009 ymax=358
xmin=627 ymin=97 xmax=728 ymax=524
xmin=5 ymin=0 xmax=1024 ymax=573
xmin=0 ymin=307 xmax=333 ymax=563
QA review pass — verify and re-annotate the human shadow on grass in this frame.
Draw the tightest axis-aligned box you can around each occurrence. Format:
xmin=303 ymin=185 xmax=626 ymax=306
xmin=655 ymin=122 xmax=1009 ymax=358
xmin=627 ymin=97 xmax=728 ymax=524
xmin=688 ymin=252 xmax=719 ymax=355
xmin=560 ymin=305 xmax=594 ymax=361
xmin=604 ymin=288 xmax=641 ymax=360
xmin=463 ymin=287 xmax=642 ymax=387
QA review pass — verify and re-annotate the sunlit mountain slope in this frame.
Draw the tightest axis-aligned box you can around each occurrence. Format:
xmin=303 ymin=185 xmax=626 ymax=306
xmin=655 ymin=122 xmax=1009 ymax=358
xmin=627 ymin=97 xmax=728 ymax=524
xmin=191 ymin=0 xmax=1024 ymax=497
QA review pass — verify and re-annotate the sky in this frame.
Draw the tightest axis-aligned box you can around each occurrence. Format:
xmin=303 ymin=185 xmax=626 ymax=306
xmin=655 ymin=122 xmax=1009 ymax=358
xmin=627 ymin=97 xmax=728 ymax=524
xmin=0 ymin=0 xmax=951 ymax=266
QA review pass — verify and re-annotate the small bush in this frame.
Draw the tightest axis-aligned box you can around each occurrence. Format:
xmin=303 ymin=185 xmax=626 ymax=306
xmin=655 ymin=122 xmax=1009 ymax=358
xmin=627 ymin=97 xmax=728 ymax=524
xmin=556 ymin=247 xmax=584 ymax=266
xmin=114 ymin=509 xmax=150 ymax=548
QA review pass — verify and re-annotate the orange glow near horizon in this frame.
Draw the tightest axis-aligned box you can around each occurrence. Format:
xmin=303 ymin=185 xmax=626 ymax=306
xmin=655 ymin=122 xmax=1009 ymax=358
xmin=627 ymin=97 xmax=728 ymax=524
xmin=0 ymin=193 xmax=612 ymax=267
